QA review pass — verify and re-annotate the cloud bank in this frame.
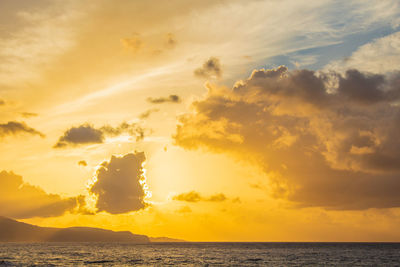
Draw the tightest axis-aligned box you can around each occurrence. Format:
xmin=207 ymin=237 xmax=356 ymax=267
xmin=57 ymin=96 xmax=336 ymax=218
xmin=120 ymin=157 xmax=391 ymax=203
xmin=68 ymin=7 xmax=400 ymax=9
xmin=174 ymin=66 xmax=400 ymax=210
xmin=0 ymin=171 xmax=82 ymax=219
xmin=89 ymin=152 xmax=148 ymax=214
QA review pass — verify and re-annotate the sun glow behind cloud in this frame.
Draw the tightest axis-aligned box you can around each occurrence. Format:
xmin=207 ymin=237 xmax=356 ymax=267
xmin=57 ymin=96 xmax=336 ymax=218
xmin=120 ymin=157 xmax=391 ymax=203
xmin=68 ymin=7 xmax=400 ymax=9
xmin=1 ymin=0 xmax=400 ymax=242
xmin=140 ymin=161 xmax=153 ymax=201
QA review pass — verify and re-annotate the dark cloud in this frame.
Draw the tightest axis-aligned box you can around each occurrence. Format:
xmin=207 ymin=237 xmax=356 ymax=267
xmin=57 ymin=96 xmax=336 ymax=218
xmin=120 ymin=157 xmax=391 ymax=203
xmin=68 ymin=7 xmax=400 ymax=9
xmin=139 ymin=108 xmax=160 ymax=119
xmin=54 ymin=124 xmax=103 ymax=148
xmin=20 ymin=112 xmax=38 ymax=118
xmin=172 ymin=191 xmax=227 ymax=203
xmin=194 ymin=57 xmax=222 ymax=79
xmin=0 ymin=99 xmax=5 ymax=106
xmin=78 ymin=160 xmax=87 ymax=167
xmin=337 ymin=69 xmax=399 ymax=104
xmin=0 ymin=171 xmax=82 ymax=219
xmin=147 ymin=94 xmax=181 ymax=104
xmin=174 ymin=66 xmax=400 ymax=210
xmin=54 ymin=122 xmax=146 ymax=148
xmin=0 ymin=121 xmax=44 ymax=139
xmin=89 ymin=152 xmax=148 ymax=214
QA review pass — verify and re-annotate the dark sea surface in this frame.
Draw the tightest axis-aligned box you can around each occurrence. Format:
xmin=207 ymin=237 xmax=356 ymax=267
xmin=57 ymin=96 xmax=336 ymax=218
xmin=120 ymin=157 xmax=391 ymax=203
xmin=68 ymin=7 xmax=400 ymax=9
xmin=0 ymin=242 xmax=399 ymax=266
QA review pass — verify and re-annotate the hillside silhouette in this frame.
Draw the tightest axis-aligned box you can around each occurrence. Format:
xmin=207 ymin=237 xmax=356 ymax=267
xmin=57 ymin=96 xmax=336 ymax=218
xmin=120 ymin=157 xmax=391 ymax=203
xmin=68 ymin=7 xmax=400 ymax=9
xmin=0 ymin=216 xmax=149 ymax=243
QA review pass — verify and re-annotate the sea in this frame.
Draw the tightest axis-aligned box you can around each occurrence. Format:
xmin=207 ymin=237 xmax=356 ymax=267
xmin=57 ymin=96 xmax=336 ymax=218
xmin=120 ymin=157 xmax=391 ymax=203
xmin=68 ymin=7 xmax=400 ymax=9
xmin=0 ymin=242 xmax=399 ymax=266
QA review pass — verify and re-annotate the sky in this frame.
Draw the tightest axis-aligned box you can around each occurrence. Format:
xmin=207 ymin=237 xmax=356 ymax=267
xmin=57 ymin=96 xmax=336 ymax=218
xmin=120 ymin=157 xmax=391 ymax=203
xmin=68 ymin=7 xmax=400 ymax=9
xmin=1 ymin=0 xmax=400 ymax=241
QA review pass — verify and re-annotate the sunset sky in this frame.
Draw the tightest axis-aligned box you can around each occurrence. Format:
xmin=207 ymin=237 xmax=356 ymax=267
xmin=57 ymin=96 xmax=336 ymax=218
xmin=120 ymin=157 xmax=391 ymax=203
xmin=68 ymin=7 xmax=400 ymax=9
xmin=1 ymin=0 xmax=400 ymax=242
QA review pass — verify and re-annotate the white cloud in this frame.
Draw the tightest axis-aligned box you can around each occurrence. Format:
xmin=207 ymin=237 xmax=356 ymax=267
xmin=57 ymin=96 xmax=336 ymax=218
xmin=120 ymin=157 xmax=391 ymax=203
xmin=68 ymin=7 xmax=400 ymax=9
xmin=325 ymin=31 xmax=400 ymax=74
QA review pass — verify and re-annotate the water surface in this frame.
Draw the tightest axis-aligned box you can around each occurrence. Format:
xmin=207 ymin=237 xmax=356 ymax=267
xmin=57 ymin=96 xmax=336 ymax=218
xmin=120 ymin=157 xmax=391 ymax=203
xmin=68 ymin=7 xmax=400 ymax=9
xmin=0 ymin=242 xmax=399 ymax=266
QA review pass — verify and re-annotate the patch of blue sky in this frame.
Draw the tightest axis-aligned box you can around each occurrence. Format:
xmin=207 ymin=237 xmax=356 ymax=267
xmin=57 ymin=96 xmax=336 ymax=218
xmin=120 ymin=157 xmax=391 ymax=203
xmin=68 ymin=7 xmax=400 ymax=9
xmin=251 ymin=0 xmax=400 ymax=72
xmin=257 ymin=25 xmax=399 ymax=72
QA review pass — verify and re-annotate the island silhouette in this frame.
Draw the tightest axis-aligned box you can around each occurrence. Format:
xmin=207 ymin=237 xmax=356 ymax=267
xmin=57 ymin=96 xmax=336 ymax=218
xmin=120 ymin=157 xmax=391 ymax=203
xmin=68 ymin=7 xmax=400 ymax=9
xmin=0 ymin=216 xmax=184 ymax=243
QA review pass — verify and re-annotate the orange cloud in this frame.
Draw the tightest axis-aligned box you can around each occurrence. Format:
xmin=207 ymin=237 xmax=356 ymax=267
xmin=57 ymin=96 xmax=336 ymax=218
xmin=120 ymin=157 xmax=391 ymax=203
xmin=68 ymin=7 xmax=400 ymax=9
xmin=0 ymin=171 xmax=83 ymax=219
xmin=174 ymin=66 xmax=400 ymax=210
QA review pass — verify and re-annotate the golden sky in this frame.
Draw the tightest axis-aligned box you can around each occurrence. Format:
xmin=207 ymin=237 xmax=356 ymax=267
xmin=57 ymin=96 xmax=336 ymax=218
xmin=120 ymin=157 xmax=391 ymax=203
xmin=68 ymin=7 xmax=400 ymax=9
xmin=1 ymin=0 xmax=400 ymax=241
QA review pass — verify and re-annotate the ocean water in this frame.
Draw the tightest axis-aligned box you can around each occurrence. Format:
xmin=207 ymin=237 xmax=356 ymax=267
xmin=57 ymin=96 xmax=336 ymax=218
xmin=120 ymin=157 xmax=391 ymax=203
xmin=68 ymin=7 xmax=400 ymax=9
xmin=0 ymin=242 xmax=399 ymax=266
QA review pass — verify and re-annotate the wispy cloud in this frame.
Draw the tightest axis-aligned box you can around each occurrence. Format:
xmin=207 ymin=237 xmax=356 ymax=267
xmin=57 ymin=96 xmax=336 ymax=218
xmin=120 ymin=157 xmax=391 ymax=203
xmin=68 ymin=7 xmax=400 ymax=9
xmin=50 ymin=63 xmax=181 ymax=116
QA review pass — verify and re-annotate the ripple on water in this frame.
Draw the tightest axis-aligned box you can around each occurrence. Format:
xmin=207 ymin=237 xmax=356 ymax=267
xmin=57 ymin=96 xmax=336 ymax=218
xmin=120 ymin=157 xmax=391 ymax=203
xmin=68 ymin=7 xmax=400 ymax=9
xmin=0 ymin=242 xmax=399 ymax=266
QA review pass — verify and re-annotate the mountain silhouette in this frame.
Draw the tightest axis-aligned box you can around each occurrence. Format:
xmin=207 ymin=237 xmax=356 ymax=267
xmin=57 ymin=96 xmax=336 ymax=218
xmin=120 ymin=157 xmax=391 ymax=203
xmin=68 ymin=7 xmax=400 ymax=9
xmin=0 ymin=216 xmax=149 ymax=243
